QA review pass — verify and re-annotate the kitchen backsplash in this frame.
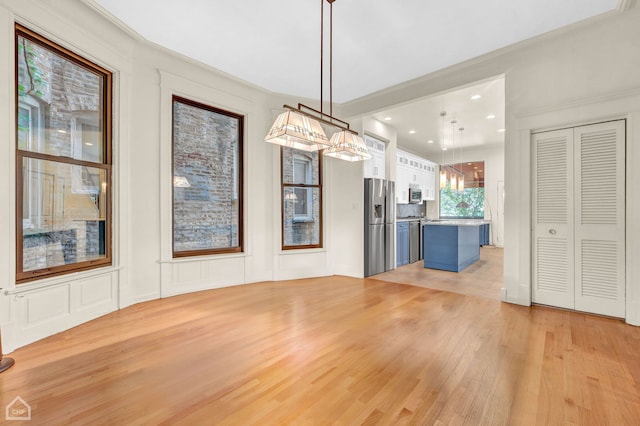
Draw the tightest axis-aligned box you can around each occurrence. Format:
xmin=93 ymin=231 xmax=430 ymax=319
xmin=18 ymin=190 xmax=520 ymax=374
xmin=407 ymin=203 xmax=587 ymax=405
xmin=397 ymin=202 xmax=425 ymax=218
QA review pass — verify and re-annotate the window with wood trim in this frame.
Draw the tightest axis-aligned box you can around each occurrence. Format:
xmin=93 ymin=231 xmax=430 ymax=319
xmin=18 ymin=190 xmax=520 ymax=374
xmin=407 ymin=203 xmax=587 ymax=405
xmin=439 ymin=160 xmax=485 ymax=219
xmin=172 ymin=96 xmax=244 ymax=257
xmin=16 ymin=24 xmax=112 ymax=283
xmin=281 ymin=147 xmax=322 ymax=249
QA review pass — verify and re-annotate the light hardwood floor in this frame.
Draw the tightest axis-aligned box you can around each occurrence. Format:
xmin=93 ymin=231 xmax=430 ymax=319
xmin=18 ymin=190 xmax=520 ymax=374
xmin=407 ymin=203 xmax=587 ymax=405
xmin=376 ymin=246 xmax=504 ymax=301
xmin=1 ymin=251 xmax=639 ymax=425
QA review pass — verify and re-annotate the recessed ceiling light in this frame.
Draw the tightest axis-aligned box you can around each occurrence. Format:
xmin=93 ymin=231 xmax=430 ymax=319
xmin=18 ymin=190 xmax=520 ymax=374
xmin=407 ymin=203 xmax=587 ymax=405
xmin=384 ymin=116 xmax=392 ymax=121
xmin=409 ymin=130 xmax=416 ymax=134
xmin=486 ymin=114 xmax=496 ymax=119
xmin=471 ymin=94 xmax=481 ymax=100
xmin=84 ymin=142 xmax=94 ymax=146
xmin=427 ymin=140 xmax=434 ymax=144
xmin=498 ymin=128 xmax=505 ymax=133
xmin=442 ymin=147 xmax=448 ymax=151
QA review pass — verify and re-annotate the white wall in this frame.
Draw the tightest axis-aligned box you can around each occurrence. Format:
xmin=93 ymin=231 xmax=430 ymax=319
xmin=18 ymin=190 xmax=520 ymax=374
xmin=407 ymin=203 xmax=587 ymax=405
xmin=326 ymin=117 xmax=398 ymax=278
xmin=325 ymin=154 xmax=365 ymax=278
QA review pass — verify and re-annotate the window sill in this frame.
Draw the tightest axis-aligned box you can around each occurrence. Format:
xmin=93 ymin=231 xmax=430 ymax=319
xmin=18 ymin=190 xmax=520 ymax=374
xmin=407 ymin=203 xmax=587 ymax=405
xmin=280 ymin=247 xmax=325 ymax=255
xmin=292 ymin=217 xmax=315 ymax=223
xmin=159 ymin=251 xmax=246 ymax=264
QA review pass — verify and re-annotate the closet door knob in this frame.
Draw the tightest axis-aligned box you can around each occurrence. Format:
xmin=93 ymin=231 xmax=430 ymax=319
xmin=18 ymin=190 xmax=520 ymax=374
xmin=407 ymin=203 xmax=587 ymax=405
xmin=548 ymin=229 xmax=557 ymax=235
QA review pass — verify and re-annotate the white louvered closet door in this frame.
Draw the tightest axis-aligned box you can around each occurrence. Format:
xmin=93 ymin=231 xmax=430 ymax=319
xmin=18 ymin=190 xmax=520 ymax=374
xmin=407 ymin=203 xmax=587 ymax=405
xmin=574 ymin=121 xmax=625 ymax=317
xmin=532 ymin=120 xmax=625 ymax=317
xmin=532 ymin=129 xmax=575 ymax=309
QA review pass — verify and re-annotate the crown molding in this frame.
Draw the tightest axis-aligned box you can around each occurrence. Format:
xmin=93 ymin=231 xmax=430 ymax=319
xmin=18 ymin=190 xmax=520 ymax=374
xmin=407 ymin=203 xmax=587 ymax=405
xmin=80 ymin=0 xmax=145 ymax=42
xmin=515 ymin=86 xmax=640 ymax=119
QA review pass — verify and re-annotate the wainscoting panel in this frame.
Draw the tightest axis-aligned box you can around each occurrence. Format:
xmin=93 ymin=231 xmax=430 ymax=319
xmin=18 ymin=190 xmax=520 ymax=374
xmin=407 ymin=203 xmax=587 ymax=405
xmin=78 ymin=274 xmax=114 ymax=309
xmin=4 ymin=271 xmax=119 ymax=351
xmin=161 ymin=256 xmax=246 ymax=298
xmin=24 ymin=285 xmax=70 ymax=328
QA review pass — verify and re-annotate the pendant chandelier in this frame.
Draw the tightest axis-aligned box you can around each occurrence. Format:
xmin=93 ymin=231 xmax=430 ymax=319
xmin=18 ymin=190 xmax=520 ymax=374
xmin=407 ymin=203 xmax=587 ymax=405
xmin=264 ymin=106 xmax=331 ymax=152
xmin=438 ymin=112 xmax=466 ymax=192
xmin=457 ymin=127 xmax=465 ymax=192
xmin=264 ymin=0 xmax=370 ymax=161
xmin=439 ymin=111 xmax=448 ymax=189
xmin=439 ymin=167 xmax=448 ymax=189
xmin=455 ymin=126 xmax=468 ymax=208
xmin=449 ymin=120 xmax=458 ymax=190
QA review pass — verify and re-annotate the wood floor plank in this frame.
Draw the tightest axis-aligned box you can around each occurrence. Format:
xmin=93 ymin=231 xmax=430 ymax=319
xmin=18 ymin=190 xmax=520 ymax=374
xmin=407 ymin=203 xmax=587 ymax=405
xmin=1 ymin=250 xmax=640 ymax=424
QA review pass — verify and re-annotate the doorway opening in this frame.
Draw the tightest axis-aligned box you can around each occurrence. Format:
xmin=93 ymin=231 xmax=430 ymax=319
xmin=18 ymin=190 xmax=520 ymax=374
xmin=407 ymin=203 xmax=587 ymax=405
xmin=363 ymin=75 xmax=506 ymax=298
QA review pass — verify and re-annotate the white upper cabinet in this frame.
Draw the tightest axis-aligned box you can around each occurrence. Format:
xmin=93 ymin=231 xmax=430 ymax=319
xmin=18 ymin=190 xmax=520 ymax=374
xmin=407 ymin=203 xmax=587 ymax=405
xmin=396 ymin=154 xmax=410 ymax=203
xmin=423 ymin=162 xmax=436 ymax=200
xmin=363 ymin=135 xmax=386 ymax=180
xmin=396 ymin=149 xmax=436 ymax=202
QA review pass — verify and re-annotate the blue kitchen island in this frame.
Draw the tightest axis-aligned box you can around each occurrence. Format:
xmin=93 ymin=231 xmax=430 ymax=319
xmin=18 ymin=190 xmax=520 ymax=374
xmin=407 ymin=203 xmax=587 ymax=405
xmin=423 ymin=221 xmax=484 ymax=272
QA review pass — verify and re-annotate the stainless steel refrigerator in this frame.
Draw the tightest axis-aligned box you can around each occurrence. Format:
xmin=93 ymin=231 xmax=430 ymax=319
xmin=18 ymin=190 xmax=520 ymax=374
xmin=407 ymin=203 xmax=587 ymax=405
xmin=364 ymin=178 xmax=395 ymax=277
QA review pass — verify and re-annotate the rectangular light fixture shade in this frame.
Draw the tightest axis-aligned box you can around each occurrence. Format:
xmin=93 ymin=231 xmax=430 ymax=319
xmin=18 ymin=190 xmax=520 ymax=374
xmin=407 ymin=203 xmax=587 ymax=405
xmin=323 ymin=131 xmax=371 ymax=162
xmin=265 ymin=110 xmax=331 ymax=152
xmin=440 ymin=170 xmax=447 ymax=189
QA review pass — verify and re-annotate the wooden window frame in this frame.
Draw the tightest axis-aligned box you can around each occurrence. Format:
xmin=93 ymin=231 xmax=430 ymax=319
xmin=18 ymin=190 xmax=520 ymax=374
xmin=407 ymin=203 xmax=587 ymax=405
xmin=171 ymin=95 xmax=244 ymax=258
xmin=15 ymin=24 xmax=113 ymax=283
xmin=281 ymin=147 xmax=323 ymax=250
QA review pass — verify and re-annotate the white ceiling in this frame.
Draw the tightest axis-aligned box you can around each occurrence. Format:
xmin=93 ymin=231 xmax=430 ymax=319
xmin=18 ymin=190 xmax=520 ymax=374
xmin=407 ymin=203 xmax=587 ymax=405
xmin=89 ymin=0 xmax=619 ymax=158
xmin=373 ymin=76 xmax=505 ymax=159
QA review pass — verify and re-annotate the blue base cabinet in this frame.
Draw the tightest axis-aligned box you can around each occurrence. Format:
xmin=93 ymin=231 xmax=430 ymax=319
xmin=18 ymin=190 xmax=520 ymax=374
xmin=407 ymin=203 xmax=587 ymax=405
xmin=396 ymin=222 xmax=409 ymax=267
xmin=423 ymin=224 xmax=480 ymax=272
xmin=479 ymin=223 xmax=490 ymax=246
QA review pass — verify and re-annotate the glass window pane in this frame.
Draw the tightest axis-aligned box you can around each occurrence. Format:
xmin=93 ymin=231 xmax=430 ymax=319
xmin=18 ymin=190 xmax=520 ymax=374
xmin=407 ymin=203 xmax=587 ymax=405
xmin=440 ymin=187 xmax=485 ymax=219
xmin=18 ymin=105 xmax=32 ymax=148
xmin=293 ymin=159 xmax=309 ymax=185
xmin=283 ymin=187 xmax=320 ymax=246
xmin=17 ymin=35 xmax=105 ymax=162
xmin=282 ymin=148 xmax=319 ymax=185
xmin=172 ymin=98 xmax=242 ymax=254
xmin=21 ymin=158 xmax=107 ymax=272
xmin=294 ymin=187 xmax=309 ymax=217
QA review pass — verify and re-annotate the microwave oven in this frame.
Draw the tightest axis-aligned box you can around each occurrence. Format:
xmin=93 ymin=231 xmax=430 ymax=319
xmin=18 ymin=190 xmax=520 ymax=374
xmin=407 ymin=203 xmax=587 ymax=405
xmin=408 ymin=187 xmax=422 ymax=203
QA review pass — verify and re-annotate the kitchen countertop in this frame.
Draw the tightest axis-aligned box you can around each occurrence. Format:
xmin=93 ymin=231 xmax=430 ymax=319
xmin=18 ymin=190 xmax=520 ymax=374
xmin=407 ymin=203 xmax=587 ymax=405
xmin=423 ymin=219 xmax=491 ymax=226
xmin=397 ymin=218 xmax=492 ymax=225
xmin=396 ymin=217 xmax=423 ymax=222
